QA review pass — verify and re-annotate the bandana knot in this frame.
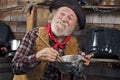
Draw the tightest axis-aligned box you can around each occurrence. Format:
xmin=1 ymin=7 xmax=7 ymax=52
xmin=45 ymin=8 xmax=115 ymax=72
xmin=45 ymin=23 xmax=71 ymax=49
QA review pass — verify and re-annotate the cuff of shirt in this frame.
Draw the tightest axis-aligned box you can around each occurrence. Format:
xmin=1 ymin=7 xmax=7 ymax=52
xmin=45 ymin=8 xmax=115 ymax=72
xmin=29 ymin=54 xmax=41 ymax=65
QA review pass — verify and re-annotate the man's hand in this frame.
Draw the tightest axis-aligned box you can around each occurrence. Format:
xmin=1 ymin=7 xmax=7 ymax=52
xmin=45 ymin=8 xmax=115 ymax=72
xmin=80 ymin=52 xmax=94 ymax=66
xmin=35 ymin=48 xmax=59 ymax=62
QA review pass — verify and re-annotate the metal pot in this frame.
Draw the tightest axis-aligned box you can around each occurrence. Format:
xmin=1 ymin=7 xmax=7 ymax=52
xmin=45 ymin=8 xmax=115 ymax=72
xmin=85 ymin=27 xmax=120 ymax=59
xmin=57 ymin=55 xmax=85 ymax=74
xmin=9 ymin=39 xmax=21 ymax=51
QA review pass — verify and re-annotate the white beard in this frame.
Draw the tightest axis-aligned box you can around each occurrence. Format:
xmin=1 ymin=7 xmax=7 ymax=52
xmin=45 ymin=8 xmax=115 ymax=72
xmin=51 ymin=19 xmax=76 ymax=36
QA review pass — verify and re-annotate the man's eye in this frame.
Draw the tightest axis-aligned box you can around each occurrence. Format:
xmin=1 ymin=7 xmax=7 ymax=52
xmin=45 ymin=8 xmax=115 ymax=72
xmin=68 ymin=16 xmax=73 ymax=20
xmin=68 ymin=17 xmax=72 ymax=20
xmin=60 ymin=13 xmax=65 ymax=16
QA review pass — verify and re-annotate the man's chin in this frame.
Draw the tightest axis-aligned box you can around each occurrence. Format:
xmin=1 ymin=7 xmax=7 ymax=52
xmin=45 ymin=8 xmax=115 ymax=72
xmin=51 ymin=27 xmax=71 ymax=36
xmin=54 ymin=32 xmax=70 ymax=36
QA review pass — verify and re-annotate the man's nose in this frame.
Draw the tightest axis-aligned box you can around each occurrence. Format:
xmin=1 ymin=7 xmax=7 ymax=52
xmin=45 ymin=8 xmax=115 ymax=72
xmin=61 ymin=16 xmax=69 ymax=22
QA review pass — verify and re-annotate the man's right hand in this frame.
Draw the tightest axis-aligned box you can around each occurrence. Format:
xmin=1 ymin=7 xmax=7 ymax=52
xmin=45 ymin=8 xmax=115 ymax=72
xmin=35 ymin=48 xmax=59 ymax=62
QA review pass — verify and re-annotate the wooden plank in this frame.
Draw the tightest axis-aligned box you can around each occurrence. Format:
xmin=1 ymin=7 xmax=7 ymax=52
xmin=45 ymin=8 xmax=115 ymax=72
xmin=114 ymin=24 xmax=120 ymax=29
xmin=22 ymin=12 xmax=27 ymax=22
xmin=0 ymin=6 xmax=23 ymax=13
xmin=101 ymin=12 xmax=116 ymax=24
xmin=9 ymin=21 xmax=26 ymax=32
xmin=13 ymin=32 xmax=25 ymax=39
xmin=86 ymin=23 xmax=120 ymax=28
xmin=82 ymin=5 xmax=120 ymax=9
xmin=36 ymin=6 xmax=50 ymax=27
xmin=7 ymin=0 xmax=17 ymax=8
xmin=0 ymin=11 xmax=11 ymax=21
xmin=10 ymin=9 xmax=23 ymax=21
xmin=17 ymin=0 xmax=26 ymax=6
xmin=0 ymin=0 xmax=7 ymax=9
xmin=16 ymin=22 xmax=26 ymax=32
xmin=0 ymin=21 xmax=26 ymax=39
xmin=9 ymin=21 xmax=17 ymax=32
xmin=115 ymin=12 xmax=120 ymax=24
xmin=22 ymin=12 xmax=27 ymax=21
xmin=91 ymin=58 xmax=120 ymax=63
xmin=26 ymin=6 xmax=37 ymax=31
xmin=85 ymin=10 xmax=120 ymax=24
xmin=85 ymin=10 xmax=94 ymax=23
xmin=93 ymin=12 xmax=102 ymax=23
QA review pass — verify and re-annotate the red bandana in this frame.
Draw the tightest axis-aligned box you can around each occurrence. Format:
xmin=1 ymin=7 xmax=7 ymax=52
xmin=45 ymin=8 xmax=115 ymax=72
xmin=45 ymin=23 xmax=71 ymax=49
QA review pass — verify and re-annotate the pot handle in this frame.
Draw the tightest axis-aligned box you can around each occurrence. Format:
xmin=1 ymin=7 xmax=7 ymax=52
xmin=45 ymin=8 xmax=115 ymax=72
xmin=94 ymin=28 xmax=104 ymax=32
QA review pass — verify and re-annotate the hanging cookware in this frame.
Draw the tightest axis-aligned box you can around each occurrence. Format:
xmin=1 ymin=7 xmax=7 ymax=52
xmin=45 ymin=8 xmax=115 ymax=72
xmin=57 ymin=55 xmax=85 ymax=74
xmin=85 ymin=27 xmax=120 ymax=59
xmin=9 ymin=39 xmax=21 ymax=52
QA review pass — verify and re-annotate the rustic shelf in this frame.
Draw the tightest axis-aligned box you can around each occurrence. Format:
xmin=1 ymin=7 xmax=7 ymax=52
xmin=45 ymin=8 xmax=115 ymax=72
xmin=91 ymin=58 xmax=120 ymax=63
xmin=0 ymin=6 xmax=23 ymax=13
xmin=82 ymin=5 xmax=120 ymax=9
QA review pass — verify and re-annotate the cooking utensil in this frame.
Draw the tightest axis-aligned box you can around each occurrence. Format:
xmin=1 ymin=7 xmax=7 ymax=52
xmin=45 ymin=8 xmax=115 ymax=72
xmin=85 ymin=27 xmax=120 ymax=59
xmin=37 ymin=33 xmax=64 ymax=62
xmin=9 ymin=39 xmax=21 ymax=51
xmin=57 ymin=55 xmax=85 ymax=74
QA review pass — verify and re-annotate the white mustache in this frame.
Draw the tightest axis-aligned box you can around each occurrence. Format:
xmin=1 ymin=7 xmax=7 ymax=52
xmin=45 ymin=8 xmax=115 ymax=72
xmin=56 ymin=19 xmax=68 ymax=27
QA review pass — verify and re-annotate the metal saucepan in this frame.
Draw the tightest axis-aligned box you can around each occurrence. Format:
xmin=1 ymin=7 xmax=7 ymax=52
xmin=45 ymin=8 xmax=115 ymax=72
xmin=57 ymin=55 xmax=85 ymax=74
xmin=9 ymin=39 xmax=21 ymax=51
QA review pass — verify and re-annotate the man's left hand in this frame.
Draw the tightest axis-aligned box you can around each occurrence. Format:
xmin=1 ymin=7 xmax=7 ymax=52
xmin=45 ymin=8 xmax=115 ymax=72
xmin=80 ymin=52 xmax=94 ymax=66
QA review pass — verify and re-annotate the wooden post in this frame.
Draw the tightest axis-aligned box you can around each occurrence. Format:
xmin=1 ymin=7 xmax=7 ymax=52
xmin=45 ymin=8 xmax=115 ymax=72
xmin=26 ymin=6 xmax=37 ymax=31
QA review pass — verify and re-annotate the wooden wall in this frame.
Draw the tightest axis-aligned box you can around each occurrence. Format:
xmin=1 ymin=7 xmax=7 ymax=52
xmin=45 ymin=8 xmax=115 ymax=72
xmin=85 ymin=10 xmax=120 ymax=29
xmin=0 ymin=0 xmax=26 ymax=39
xmin=0 ymin=0 xmax=120 ymax=80
xmin=0 ymin=0 xmax=120 ymax=39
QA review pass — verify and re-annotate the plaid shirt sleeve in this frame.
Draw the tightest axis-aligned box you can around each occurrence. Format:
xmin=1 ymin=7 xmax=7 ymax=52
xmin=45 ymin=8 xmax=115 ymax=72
xmin=12 ymin=27 xmax=40 ymax=74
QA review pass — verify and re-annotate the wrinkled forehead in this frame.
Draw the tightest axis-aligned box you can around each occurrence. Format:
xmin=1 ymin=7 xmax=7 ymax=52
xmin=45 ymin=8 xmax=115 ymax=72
xmin=57 ymin=7 xmax=77 ymax=18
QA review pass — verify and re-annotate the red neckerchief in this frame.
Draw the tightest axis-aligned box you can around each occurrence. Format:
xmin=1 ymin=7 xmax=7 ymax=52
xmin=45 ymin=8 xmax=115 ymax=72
xmin=45 ymin=23 xmax=71 ymax=49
